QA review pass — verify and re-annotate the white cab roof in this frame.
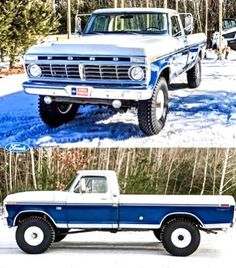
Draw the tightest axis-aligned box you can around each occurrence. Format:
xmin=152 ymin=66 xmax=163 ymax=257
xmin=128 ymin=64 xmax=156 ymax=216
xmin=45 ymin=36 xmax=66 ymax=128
xmin=76 ymin=170 xmax=117 ymax=177
xmin=93 ymin=8 xmax=178 ymax=15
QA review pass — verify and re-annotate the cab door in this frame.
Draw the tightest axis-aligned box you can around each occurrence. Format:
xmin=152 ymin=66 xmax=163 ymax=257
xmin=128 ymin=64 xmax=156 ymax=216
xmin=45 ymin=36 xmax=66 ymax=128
xmin=66 ymin=175 xmax=118 ymax=229
xmin=170 ymin=15 xmax=189 ymax=77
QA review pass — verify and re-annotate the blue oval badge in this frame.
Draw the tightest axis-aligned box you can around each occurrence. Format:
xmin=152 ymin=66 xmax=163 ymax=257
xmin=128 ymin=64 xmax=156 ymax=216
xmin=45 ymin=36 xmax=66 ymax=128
xmin=5 ymin=143 xmax=30 ymax=153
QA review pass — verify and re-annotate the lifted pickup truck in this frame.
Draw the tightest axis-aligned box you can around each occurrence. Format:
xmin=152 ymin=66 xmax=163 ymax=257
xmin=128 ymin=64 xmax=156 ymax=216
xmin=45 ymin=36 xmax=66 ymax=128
xmin=23 ymin=8 xmax=206 ymax=136
xmin=3 ymin=170 xmax=235 ymax=256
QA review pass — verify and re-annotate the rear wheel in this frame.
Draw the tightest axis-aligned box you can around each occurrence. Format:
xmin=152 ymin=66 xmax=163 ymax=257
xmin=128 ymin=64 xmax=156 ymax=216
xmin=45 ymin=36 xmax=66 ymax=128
xmin=138 ymin=77 xmax=168 ymax=136
xmin=54 ymin=233 xmax=67 ymax=242
xmin=38 ymin=96 xmax=78 ymax=127
xmin=187 ymin=58 xmax=202 ymax=88
xmin=54 ymin=229 xmax=69 ymax=242
xmin=16 ymin=216 xmax=55 ymax=254
xmin=153 ymin=229 xmax=162 ymax=241
xmin=161 ymin=218 xmax=200 ymax=256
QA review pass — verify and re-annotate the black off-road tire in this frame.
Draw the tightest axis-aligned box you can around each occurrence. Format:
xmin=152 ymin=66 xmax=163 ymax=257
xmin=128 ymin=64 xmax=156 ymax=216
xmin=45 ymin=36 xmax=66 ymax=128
xmin=138 ymin=77 xmax=168 ymax=136
xmin=39 ymin=96 xmax=78 ymax=127
xmin=161 ymin=218 xmax=200 ymax=256
xmin=54 ymin=229 xmax=68 ymax=242
xmin=54 ymin=234 xmax=67 ymax=243
xmin=16 ymin=216 xmax=55 ymax=254
xmin=187 ymin=57 xmax=202 ymax=88
xmin=153 ymin=229 xmax=162 ymax=241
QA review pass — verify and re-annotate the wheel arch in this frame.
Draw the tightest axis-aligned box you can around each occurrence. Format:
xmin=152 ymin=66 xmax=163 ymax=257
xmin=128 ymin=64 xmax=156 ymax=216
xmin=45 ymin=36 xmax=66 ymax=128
xmin=160 ymin=212 xmax=204 ymax=228
xmin=157 ymin=66 xmax=171 ymax=85
xmin=13 ymin=210 xmax=59 ymax=229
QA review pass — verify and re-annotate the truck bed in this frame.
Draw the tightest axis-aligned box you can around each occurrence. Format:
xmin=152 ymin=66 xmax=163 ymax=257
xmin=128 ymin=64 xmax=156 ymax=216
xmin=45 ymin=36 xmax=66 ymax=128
xmin=118 ymin=195 xmax=235 ymax=229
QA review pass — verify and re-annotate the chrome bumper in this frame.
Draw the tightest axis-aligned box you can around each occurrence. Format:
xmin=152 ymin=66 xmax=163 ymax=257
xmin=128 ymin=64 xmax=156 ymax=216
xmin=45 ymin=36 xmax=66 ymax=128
xmin=23 ymin=81 xmax=153 ymax=101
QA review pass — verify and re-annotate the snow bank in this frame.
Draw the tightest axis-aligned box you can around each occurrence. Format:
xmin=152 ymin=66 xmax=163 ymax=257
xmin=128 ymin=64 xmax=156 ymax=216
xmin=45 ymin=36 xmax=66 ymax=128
xmin=0 ymin=51 xmax=236 ymax=148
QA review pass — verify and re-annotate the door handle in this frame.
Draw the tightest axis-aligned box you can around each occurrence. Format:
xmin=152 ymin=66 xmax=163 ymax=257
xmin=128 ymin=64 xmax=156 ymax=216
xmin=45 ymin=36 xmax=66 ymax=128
xmin=101 ymin=198 xmax=107 ymax=201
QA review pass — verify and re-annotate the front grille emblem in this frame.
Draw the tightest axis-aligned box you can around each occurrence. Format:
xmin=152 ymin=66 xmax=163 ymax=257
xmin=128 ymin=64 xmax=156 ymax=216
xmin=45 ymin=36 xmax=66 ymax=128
xmin=90 ymin=57 xmax=95 ymax=61
xmin=68 ymin=56 xmax=73 ymax=60
xmin=47 ymin=56 xmax=52 ymax=60
xmin=113 ymin=57 xmax=119 ymax=61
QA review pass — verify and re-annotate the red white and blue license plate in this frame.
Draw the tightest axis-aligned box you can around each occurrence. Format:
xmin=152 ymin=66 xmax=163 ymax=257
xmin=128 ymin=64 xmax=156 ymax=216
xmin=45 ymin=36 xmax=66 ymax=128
xmin=70 ymin=86 xmax=91 ymax=97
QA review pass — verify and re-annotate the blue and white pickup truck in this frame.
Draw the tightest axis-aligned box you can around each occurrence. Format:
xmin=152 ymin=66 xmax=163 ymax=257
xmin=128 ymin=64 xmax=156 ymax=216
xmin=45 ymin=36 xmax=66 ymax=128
xmin=23 ymin=8 xmax=206 ymax=136
xmin=3 ymin=170 xmax=235 ymax=256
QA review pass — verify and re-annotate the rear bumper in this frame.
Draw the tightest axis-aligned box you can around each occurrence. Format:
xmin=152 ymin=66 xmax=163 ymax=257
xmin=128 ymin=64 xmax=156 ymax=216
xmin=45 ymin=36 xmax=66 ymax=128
xmin=23 ymin=81 xmax=153 ymax=101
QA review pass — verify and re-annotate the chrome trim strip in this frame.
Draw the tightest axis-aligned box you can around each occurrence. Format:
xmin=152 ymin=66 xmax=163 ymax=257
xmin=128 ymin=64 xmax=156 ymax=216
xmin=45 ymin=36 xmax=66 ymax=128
xmin=119 ymin=203 xmax=224 ymax=207
xmin=8 ymin=202 xmax=113 ymax=206
xmin=119 ymin=224 xmax=161 ymax=229
xmin=159 ymin=212 xmax=204 ymax=226
xmin=67 ymin=223 xmax=115 ymax=228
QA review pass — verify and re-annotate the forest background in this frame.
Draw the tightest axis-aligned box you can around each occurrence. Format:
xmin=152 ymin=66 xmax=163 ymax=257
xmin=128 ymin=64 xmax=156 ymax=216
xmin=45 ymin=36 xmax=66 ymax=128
xmin=1 ymin=0 xmax=236 ymax=66
xmin=0 ymin=148 xmax=236 ymax=202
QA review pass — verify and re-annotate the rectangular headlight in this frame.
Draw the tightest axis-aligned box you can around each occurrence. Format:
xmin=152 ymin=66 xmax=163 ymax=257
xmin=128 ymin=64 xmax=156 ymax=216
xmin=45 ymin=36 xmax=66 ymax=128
xmin=131 ymin=57 xmax=146 ymax=63
xmin=25 ymin=55 xmax=38 ymax=61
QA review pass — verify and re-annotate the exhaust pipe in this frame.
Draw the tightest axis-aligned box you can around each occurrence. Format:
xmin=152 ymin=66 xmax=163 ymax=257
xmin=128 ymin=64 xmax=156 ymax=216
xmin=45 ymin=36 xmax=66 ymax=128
xmin=112 ymin=100 xmax=122 ymax=109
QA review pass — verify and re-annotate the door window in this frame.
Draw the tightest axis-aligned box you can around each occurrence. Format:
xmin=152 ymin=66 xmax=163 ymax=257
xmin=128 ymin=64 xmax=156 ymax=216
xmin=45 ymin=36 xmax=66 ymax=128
xmin=74 ymin=176 xmax=108 ymax=194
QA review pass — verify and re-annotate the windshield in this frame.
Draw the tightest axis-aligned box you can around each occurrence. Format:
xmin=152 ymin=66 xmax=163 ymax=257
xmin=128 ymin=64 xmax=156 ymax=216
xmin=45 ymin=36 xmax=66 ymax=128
xmin=223 ymin=19 xmax=236 ymax=30
xmin=85 ymin=13 xmax=169 ymax=35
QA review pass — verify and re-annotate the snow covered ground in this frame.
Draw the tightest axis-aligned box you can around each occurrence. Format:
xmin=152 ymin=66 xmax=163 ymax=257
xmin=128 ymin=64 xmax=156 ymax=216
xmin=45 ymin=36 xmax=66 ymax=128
xmin=0 ymin=50 xmax=236 ymax=148
xmin=0 ymin=217 xmax=235 ymax=268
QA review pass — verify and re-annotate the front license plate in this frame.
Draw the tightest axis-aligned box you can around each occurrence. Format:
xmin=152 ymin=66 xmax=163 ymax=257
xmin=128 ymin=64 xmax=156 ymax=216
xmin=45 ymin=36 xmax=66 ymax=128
xmin=70 ymin=86 xmax=91 ymax=97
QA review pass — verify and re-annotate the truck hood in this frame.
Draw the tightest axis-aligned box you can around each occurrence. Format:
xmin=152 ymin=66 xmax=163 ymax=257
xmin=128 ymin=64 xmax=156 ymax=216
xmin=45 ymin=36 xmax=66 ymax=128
xmin=4 ymin=191 xmax=68 ymax=204
xmin=27 ymin=34 xmax=185 ymax=58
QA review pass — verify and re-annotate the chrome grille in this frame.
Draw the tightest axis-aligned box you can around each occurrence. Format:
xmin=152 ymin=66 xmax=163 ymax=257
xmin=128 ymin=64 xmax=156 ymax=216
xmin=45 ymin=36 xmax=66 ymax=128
xmin=83 ymin=65 xmax=132 ymax=80
xmin=26 ymin=64 xmax=146 ymax=81
xmin=36 ymin=64 xmax=80 ymax=78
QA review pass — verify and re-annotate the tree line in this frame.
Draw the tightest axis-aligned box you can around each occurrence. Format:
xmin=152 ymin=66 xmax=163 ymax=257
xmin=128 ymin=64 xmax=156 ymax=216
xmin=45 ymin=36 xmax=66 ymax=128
xmin=1 ymin=0 xmax=236 ymax=67
xmin=1 ymin=148 xmax=236 ymax=202
xmin=0 ymin=0 xmax=60 ymax=67
xmin=58 ymin=0 xmax=236 ymax=33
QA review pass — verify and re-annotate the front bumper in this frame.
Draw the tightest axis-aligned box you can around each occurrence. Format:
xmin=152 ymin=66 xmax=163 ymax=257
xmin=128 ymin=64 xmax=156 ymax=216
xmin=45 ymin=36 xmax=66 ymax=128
xmin=23 ymin=81 xmax=153 ymax=101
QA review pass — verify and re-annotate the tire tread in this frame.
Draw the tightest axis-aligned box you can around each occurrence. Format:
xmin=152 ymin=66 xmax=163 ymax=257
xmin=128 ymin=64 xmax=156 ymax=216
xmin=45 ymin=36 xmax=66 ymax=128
xmin=138 ymin=77 xmax=168 ymax=136
xmin=161 ymin=218 xmax=200 ymax=256
xmin=38 ymin=96 xmax=78 ymax=127
xmin=16 ymin=216 xmax=55 ymax=254
xmin=187 ymin=58 xmax=202 ymax=88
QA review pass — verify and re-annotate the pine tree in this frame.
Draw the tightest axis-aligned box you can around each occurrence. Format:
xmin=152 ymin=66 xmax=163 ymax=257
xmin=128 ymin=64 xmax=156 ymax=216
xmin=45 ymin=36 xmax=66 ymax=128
xmin=0 ymin=0 xmax=60 ymax=67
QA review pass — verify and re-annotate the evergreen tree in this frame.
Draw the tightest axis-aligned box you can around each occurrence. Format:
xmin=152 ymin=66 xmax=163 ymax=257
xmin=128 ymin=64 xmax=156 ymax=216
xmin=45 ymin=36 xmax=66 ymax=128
xmin=0 ymin=0 xmax=60 ymax=67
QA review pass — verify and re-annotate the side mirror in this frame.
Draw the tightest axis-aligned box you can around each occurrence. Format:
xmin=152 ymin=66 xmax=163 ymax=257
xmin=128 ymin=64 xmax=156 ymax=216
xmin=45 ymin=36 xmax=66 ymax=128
xmin=75 ymin=15 xmax=82 ymax=36
xmin=180 ymin=13 xmax=194 ymax=35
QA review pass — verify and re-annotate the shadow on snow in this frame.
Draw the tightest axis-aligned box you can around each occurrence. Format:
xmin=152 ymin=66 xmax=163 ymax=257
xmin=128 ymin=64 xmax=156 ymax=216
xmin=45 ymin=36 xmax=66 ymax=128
xmin=0 ymin=88 xmax=236 ymax=147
